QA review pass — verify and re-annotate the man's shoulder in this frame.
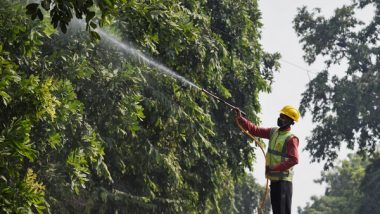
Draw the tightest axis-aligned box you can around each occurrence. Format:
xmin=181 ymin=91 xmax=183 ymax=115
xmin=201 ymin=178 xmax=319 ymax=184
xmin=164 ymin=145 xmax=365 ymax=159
xmin=286 ymin=134 xmax=299 ymax=143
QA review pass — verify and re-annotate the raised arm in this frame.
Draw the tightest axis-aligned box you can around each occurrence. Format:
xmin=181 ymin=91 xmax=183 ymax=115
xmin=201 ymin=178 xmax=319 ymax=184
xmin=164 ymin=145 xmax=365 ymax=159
xmin=236 ymin=115 xmax=272 ymax=139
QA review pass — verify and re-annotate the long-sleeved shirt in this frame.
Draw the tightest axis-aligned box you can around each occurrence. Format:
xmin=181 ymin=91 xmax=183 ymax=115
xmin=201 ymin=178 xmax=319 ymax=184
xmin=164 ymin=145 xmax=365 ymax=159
xmin=237 ymin=116 xmax=299 ymax=171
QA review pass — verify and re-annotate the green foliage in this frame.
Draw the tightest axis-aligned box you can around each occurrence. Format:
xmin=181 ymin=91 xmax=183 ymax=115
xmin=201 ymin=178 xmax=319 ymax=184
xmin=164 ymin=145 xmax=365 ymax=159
xmin=232 ymin=173 xmax=271 ymax=214
xmin=0 ymin=168 xmax=46 ymax=213
xmin=1 ymin=0 xmax=279 ymax=213
xmin=294 ymin=0 xmax=380 ymax=168
xmin=298 ymin=153 xmax=380 ymax=214
xmin=358 ymin=153 xmax=380 ymax=213
xmin=298 ymin=154 xmax=368 ymax=214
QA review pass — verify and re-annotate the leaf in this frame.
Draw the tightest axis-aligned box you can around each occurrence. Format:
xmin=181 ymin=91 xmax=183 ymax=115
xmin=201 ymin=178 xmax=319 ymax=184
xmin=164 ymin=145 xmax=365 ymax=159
xmin=90 ymin=30 xmax=101 ymax=41
xmin=90 ymin=21 xmax=97 ymax=29
xmin=48 ymin=133 xmax=61 ymax=149
xmin=31 ymin=12 xmax=37 ymax=20
xmin=86 ymin=11 xmax=96 ymax=23
xmin=60 ymin=22 xmax=67 ymax=33
xmin=0 ymin=91 xmax=11 ymax=106
xmin=41 ymin=0 xmax=50 ymax=10
xmin=37 ymin=9 xmax=43 ymax=21
xmin=104 ymin=0 xmax=113 ymax=7
xmin=26 ymin=3 xmax=39 ymax=14
xmin=43 ymin=23 xmax=56 ymax=37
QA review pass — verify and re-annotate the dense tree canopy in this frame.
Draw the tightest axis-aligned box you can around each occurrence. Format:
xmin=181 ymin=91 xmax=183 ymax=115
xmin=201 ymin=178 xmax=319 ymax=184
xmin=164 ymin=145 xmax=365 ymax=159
xmin=1 ymin=0 xmax=278 ymax=213
xmin=294 ymin=0 xmax=380 ymax=168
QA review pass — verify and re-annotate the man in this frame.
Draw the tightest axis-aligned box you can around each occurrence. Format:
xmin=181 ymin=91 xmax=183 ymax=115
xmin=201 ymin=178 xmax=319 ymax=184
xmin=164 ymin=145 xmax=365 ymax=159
xmin=234 ymin=105 xmax=300 ymax=214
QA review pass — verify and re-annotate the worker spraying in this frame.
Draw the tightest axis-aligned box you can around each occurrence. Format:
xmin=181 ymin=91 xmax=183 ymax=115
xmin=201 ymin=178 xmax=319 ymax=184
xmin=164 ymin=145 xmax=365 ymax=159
xmin=234 ymin=105 xmax=300 ymax=214
xmin=94 ymin=24 xmax=301 ymax=213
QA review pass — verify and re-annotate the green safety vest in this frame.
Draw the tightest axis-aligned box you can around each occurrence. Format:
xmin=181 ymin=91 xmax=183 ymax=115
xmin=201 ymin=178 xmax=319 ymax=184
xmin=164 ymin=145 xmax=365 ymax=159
xmin=265 ymin=128 xmax=295 ymax=182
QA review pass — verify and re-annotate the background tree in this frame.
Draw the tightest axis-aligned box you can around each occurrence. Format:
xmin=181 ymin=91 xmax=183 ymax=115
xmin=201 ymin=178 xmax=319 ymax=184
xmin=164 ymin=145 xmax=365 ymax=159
xmin=232 ymin=173 xmax=271 ymax=214
xmin=357 ymin=153 xmax=380 ymax=213
xmin=293 ymin=0 xmax=380 ymax=168
xmin=298 ymin=153 xmax=380 ymax=214
xmin=298 ymin=154 xmax=368 ymax=214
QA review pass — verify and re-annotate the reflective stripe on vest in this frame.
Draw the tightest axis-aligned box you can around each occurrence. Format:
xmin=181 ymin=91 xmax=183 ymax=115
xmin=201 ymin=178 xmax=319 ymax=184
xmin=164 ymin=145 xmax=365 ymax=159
xmin=265 ymin=128 xmax=294 ymax=181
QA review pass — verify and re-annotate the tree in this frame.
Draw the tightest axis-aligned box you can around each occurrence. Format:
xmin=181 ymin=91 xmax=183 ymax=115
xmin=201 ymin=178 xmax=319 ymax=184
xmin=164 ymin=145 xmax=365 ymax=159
xmin=358 ymin=153 xmax=380 ymax=213
xmin=0 ymin=1 xmax=110 ymax=212
xmin=294 ymin=0 xmax=380 ymax=168
xmin=232 ymin=173 xmax=271 ymax=214
xmin=1 ymin=0 xmax=279 ymax=213
xmin=298 ymin=154 xmax=368 ymax=214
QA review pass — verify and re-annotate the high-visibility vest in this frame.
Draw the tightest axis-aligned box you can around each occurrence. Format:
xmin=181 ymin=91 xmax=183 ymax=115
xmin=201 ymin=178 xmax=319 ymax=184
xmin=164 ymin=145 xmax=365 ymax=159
xmin=265 ymin=128 xmax=295 ymax=182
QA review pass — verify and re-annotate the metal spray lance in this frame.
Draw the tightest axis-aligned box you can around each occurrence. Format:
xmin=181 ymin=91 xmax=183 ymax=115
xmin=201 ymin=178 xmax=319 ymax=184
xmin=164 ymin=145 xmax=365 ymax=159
xmin=200 ymin=88 xmax=246 ymax=116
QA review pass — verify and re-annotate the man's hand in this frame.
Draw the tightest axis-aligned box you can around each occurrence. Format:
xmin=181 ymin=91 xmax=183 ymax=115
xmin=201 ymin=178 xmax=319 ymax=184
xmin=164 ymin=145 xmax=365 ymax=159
xmin=234 ymin=107 xmax=242 ymax=118
xmin=265 ymin=165 xmax=276 ymax=174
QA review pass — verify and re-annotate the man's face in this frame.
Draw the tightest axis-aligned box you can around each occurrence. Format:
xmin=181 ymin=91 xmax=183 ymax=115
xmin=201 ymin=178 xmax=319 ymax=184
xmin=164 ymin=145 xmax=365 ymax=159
xmin=277 ymin=113 xmax=294 ymax=127
xmin=280 ymin=113 xmax=293 ymax=123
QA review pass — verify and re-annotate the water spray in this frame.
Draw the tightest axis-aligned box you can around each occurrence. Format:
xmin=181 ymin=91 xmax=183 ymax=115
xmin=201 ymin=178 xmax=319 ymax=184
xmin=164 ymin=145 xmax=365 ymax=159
xmin=93 ymin=25 xmax=264 ymax=209
xmin=95 ymin=28 xmax=246 ymax=116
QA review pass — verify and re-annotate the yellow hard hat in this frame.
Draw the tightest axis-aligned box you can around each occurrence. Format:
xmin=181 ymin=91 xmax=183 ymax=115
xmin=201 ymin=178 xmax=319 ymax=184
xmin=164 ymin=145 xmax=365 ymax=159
xmin=279 ymin=105 xmax=300 ymax=122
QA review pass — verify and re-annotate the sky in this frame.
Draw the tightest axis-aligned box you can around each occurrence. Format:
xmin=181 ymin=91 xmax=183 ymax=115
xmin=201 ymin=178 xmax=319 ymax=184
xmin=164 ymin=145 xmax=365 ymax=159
xmin=254 ymin=0 xmax=354 ymax=212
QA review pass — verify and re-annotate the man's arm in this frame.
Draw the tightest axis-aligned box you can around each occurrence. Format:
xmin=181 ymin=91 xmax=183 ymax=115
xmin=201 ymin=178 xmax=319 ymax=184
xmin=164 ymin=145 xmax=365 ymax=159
xmin=271 ymin=136 xmax=299 ymax=171
xmin=236 ymin=115 xmax=272 ymax=139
